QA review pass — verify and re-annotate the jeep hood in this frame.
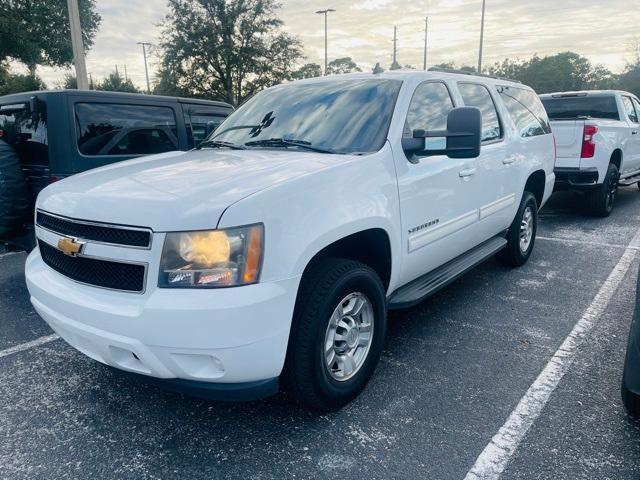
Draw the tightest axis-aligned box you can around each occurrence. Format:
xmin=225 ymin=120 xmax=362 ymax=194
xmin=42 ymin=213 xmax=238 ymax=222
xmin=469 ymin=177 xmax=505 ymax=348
xmin=37 ymin=149 xmax=349 ymax=231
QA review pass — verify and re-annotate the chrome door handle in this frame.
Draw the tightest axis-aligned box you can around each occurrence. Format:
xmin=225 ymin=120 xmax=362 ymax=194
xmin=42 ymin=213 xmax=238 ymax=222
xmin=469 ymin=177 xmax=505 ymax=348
xmin=459 ymin=168 xmax=477 ymax=178
xmin=633 ymin=131 xmax=638 ymax=135
xmin=503 ymin=157 xmax=516 ymax=165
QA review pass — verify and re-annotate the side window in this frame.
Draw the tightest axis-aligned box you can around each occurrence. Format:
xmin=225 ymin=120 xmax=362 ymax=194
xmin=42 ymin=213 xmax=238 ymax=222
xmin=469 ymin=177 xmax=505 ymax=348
xmin=633 ymin=99 xmax=640 ymax=123
xmin=498 ymin=86 xmax=551 ymax=138
xmin=75 ymin=103 xmax=179 ymax=156
xmin=622 ymin=96 xmax=639 ymax=123
xmin=184 ymin=109 xmax=227 ymax=148
xmin=404 ymin=81 xmax=454 ymax=151
xmin=458 ymin=83 xmax=502 ymax=142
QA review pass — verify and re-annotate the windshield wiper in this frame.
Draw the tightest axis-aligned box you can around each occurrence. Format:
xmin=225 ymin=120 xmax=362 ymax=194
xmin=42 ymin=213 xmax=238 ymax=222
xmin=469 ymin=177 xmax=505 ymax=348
xmin=196 ymin=140 xmax=247 ymax=150
xmin=244 ymin=138 xmax=336 ymax=154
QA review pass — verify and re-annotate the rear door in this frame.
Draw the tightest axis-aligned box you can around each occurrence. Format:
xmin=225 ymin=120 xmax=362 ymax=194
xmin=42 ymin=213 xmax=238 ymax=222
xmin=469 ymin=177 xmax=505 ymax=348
xmin=68 ymin=95 xmax=186 ymax=173
xmin=457 ymin=81 xmax=515 ymax=234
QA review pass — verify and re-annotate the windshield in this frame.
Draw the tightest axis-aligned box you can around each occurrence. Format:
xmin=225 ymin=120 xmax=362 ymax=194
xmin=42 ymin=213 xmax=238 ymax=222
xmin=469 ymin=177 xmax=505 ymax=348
xmin=541 ymin=95 xmax=620 ymax=121
xmin=211 ymin=78 xmax=402 ymax=154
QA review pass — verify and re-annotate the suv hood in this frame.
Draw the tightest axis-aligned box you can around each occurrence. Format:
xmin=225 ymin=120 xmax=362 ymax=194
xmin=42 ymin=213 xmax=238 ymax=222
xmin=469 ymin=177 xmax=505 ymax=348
xmin=37 ymin=148 xmax=349 ymax=231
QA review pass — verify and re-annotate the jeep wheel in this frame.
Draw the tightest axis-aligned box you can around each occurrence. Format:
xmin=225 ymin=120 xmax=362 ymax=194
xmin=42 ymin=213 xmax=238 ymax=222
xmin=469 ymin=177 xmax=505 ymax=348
xmin=590 ymin=163 xmax=619 ymax=217
xmin=282 ymin=258 xmax=386 ymax=411
xmin=497 ymin=192 xmax=538 ymax=267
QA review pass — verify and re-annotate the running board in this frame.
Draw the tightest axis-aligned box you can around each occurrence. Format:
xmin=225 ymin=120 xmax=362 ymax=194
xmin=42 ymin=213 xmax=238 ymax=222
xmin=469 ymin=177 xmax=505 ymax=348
xmin=388 ymin=235 xmax=507 ymax=310
xmin=619 ymin=174 xmax=640 ymax=186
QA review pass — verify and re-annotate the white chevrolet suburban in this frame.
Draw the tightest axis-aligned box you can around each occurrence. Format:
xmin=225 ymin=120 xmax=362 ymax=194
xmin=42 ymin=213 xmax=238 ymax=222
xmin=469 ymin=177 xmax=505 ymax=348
xmin=540 ymin=90 xmax=640 ymax=216
xmin=26 ymin=71 xmax=555 ymax=410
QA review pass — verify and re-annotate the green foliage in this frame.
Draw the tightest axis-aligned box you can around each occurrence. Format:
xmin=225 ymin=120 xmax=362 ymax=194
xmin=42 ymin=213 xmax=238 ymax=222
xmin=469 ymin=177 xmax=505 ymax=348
xmin=157 ymin=0 xmax=304 ymax=105
xmin=327 ymin=57 xmax=361 ymax=75
xmin=291 ymin=63 xmax=322 ymax=80
xmin=429 ymin=62 xmax=476 ymax=73
xmin=59 ymin=73 xmax=77 ymax=89
xmin=95 ymin=71 xmax=140 ymax=93
xmin=0 ymin=62 xmax=46 ymax=95
xmin=0 ymin=0 xmax=101 ymax=70
xmin=489 ymin=52 xmax=615 ymax=93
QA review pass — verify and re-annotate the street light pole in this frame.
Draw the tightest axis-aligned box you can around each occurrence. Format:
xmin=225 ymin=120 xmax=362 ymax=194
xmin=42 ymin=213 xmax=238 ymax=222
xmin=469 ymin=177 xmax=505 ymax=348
xmin=423 ymin=16 xmax=429 ymax=70
xmin=137 ymin=42 xmax=152 ymax=94
xmin=477 ymin=0 xmax=486 ymax=73
xmin=315 ymin=9 xmax=336 ymax=75
xmin=66 ymin=0 xmax=89 ymax=90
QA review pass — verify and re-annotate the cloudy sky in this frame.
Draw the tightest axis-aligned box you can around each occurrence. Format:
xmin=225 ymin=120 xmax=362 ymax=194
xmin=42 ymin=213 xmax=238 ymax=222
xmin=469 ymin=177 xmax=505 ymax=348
xmin=30 ymin=0 xmax=640 ymax=89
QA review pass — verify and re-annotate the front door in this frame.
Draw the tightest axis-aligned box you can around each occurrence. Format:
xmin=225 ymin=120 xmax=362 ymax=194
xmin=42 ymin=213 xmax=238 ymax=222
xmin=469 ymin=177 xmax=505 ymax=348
xmin=394 ymin=80 xmax=482 ymax=286
xmin=621 ymin=95 xmax=640 ymax=175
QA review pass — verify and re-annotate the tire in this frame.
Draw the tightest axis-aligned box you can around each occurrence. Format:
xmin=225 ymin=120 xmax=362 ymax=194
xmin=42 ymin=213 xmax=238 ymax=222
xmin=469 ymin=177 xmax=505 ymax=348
xmin=0 ymin=140 xmax=30 ymax=239
xmin=497 ymin=192 xmax=538 ymax=267
xmin=589 ymin=163 xmax=619 ymax=217
xmin=282 ymin=258 xmax=387 ymax=411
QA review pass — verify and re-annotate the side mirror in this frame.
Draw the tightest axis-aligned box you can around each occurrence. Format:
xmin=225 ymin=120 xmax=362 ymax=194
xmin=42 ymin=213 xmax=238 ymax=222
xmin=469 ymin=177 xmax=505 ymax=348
xmin=402 ymin=107 xmax=482 ymax=159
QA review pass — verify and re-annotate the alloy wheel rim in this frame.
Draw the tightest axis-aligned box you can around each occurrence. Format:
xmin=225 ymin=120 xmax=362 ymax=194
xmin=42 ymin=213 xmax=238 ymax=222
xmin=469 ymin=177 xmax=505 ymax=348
xmin=606 ymin=174 xmax=617 ymax=211
xmin=519 ymin=206 xmax=534 ymax=253
xmin=323 ymin=292 xmax=374 ymax=382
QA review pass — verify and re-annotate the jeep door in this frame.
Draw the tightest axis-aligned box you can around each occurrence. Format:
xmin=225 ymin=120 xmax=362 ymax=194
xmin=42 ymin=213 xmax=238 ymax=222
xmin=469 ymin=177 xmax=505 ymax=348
xmin=393 ymin=80 xmax=484 ymax=286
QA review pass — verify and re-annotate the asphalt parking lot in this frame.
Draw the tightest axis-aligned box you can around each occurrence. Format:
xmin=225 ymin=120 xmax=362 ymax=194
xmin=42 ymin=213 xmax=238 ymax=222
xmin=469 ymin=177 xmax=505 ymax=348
xmin=2 ymin=188 xmax=640 ymax=480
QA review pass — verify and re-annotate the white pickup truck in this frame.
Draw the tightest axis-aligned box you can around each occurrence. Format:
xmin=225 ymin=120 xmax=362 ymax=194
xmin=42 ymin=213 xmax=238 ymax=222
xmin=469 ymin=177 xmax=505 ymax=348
xmin=540 ymin=90 xmax=640 ymax=216
xmin=26 ymin=71 xmax=555 ymax=410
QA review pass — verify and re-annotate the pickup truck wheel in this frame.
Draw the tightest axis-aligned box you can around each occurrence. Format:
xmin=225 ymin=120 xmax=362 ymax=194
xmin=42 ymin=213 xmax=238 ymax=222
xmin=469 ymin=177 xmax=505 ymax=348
xmin=282 ymin=258 xmax=387 ymax=411
xmin=497 ymin=192 xmax=538 ymax=267
xmin=590 ymin=163 xmax=619 ymax=217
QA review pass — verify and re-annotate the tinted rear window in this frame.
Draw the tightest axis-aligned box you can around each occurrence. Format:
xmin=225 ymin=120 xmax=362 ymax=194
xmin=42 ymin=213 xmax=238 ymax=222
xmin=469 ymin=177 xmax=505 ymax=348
xmin=75 ymin=103 xmax=178 ymax=156
xmin=0 ymin=100 xmax=48 ymax=166
xmin=541 ymin=96 xmax=620 ymax=121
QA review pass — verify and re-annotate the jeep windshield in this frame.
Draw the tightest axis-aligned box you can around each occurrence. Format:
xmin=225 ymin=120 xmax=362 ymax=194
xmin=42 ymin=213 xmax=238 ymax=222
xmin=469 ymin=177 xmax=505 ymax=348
xmin=210 ymin=78 xmax=402 ymax=154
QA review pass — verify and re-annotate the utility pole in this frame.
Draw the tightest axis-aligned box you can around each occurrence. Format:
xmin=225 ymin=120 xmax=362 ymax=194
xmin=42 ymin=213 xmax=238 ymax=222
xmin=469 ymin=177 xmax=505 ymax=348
xmin=390 ymin=25 xmax=401 ymax=70
xmin=478 ymin=0 xmax=486 ymax=73
xmin=315 ymin=9 xmax=335 ymax=75
xmin=423 ymin=16 xmax=429 ymax=70
xmin=124 ymin=64 xmax=128 ymax=81
xmin=66 ymin=0 xmax=89 ymax=90
xmin=137 ymin=42 xmax=152 ymax=94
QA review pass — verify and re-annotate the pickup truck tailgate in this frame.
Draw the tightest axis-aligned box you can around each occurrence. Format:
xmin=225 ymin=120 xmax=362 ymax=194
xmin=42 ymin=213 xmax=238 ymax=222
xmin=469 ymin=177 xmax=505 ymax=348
xmin=550 ymin=120 xmax=584 ymax=167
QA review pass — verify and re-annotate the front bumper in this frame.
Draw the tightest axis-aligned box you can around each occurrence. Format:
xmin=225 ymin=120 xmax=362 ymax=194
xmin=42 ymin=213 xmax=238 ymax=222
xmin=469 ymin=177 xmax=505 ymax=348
xmin=554 ymin=167 xmax=599 ymax=190
xmin=26 ymin=248 xmax=301 ymax=394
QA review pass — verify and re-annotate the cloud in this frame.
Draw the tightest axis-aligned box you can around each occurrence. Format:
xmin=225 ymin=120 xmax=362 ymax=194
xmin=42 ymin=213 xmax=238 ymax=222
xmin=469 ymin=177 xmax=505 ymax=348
xmin=31 ymin=0 xmax=640 ymax=89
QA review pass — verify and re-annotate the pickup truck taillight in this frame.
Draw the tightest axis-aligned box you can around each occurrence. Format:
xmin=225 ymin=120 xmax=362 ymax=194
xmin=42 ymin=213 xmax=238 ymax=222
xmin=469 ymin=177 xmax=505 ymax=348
xmin=581 ymin=124 xmax=598 ymax=158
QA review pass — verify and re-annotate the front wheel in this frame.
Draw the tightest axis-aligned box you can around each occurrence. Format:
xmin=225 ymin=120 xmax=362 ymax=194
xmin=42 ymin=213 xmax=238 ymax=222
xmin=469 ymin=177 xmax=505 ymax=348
xmin=282 ymin=258 xmax=387 ymax=411
xmin=497 ymin=192 xmax=538 ymax=267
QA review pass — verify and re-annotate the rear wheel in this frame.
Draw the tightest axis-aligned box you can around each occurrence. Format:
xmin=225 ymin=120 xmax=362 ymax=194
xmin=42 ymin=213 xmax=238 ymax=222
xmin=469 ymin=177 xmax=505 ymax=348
xmin=282 ymin=258 xmax=387 ymax=411
xmin=497 ymin=192 xmax=538 ymax=267
xmin=590 ymin=163 xmax=619 ymax=217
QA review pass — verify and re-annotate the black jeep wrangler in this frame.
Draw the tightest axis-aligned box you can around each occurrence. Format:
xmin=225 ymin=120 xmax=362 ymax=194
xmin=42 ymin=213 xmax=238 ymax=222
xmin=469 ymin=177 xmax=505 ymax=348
xmin=0 ymin=90 xmax=233 ymax=249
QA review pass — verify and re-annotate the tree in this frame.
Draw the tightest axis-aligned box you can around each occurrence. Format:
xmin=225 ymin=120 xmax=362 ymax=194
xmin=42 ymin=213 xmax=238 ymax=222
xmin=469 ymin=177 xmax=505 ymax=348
xmin=0 ymin=63 xmax=46 ymax=95
xmin=489 ymin=52 xmax=614 ymax=94
xmin=157 ymin=0 xmax=303 ymax=105
xmin=619 ymin=43 xmax=640 ymax=98
xmin=326 ymin=57 xmax=361 ymax=75
xmin=429 ymin=62 xmax=475 ymax=73
xmin=0 ymin=0 xmax=101 ymax=74
xmin=59 ymin=73 xmax=78 ymax=89
xmin=291 ymin=63 xmax=322 ymax=80
xmin=96 ymin=71 xmax=140 ymax=93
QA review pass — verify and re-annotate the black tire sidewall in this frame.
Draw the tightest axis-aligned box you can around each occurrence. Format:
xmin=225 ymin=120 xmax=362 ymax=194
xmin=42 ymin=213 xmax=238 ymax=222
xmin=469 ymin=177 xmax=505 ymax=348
xmin=517 ymin=193 xmax=538 ymax=261
xmin=499 ymin=191 xmax=538 ymax=267
xmin=310 ymin=268 xmax=386 ymax=406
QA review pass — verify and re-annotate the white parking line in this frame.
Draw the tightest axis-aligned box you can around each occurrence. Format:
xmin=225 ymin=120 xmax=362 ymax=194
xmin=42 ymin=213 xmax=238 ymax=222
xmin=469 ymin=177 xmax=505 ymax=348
xmin=537 ymin=235 xmax=640 ymax=250
xmin=464 ymin=228 xmax=640 ymax=480
xmin=0 ymin=251 xmax=23 ymax=259
xmin=0 ymin=334 xmax=60 ymax=359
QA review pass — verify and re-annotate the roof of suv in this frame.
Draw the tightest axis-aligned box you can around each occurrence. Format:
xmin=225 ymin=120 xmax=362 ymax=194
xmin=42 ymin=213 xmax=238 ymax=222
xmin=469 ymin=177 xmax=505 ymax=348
xmin=539 ymin=90 xmax=635 ymax=98
xmin=0 ymin=89 xmax=233 ymax=108
xmin=286 ymin=70 xmax=528 ymax=89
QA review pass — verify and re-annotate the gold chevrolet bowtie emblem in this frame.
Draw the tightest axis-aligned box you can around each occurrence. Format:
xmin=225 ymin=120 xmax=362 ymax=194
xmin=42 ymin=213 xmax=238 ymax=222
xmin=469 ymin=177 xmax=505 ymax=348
xmin=57 ymin=237 xmax=84 ymax=257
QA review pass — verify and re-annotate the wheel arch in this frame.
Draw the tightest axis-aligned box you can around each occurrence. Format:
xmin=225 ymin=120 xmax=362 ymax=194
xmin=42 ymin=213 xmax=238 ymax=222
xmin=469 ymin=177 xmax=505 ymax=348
xmin=610 ymin=148 xmax=623 ymax=171
xmin=524 ymin=169 xmax=546 ymax=208
xmin=298 ymin=227 xmax=394 ymax=292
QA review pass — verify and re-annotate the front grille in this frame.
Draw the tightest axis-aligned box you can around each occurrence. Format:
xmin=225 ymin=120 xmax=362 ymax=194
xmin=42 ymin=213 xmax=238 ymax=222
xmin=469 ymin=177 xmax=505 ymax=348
xmin=39 ymin=241 xmax=146 ymax=293
xmin=36 ymin=211 xmax=151 ymax=248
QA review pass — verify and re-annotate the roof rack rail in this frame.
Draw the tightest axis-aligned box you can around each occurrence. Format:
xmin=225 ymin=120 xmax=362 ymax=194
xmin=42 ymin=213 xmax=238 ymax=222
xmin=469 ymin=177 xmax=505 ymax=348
xmin=427 ymin=68 xmax=522 ymax=84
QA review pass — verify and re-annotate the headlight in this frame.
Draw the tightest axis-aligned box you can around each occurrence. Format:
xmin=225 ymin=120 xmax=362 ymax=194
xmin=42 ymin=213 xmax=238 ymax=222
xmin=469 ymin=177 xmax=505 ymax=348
xmin=158 ymin=224 xmax=264 ymax=288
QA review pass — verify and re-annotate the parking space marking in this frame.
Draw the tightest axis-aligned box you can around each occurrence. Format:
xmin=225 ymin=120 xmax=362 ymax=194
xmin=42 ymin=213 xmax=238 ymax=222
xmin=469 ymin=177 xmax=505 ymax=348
xmin=0 ymin=251 xmax=22 ymax=259
xmin=464 ymin=228 xmax=640 ymax=480
xmin=0 ymin=334 xmax=60 ymax=359
xmin=537 ymin=235 xmax=640 ymax=251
